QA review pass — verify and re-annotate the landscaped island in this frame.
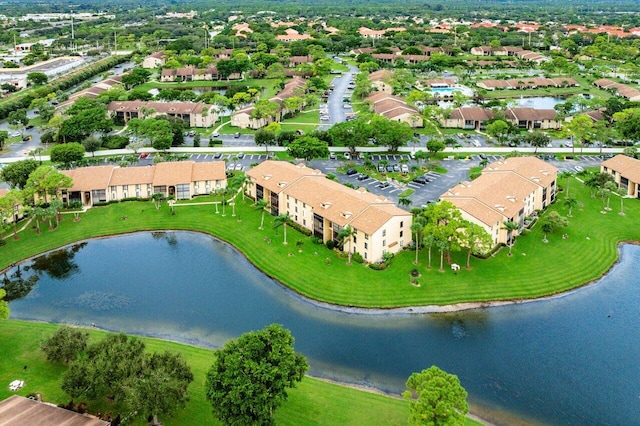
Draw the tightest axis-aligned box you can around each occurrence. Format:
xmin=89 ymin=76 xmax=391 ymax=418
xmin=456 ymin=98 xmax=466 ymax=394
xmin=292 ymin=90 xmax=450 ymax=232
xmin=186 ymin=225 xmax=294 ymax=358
xmin=1 ymin=173 xmax=637 ymax=309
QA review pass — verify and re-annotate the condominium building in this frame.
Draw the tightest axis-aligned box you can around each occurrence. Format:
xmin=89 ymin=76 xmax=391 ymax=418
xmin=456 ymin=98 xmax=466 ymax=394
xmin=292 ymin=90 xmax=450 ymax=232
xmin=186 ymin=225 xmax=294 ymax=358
xmin=246 ymin=161 xmax=412 ymax=263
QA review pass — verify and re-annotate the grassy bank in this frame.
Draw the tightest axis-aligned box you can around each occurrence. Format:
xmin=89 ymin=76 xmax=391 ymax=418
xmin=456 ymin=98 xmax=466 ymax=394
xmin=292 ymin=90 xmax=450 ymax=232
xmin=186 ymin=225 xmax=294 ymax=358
xmin=1 ymin=174 xmax=638 ymax=308
xmin=0 ymin=320 xmax=482 ymax=425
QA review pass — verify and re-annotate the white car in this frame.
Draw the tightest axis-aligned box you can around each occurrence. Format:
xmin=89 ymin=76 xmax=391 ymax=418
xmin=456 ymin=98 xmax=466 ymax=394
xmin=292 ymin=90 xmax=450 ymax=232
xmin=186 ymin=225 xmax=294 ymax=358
xmin=227 ymin=163 xmax=235 ymax=171
xmin=320 ymin=115 xmax=330 ymax=121
xmin=574 ymin=165 xmax=584 ymax=172
xmin=9 ymin=131 xmax=20 ymax=138
xmin=234 ymin=164 xmax=243 ymax=171
xmin=401 ymin=164 xmax=409 ymax=173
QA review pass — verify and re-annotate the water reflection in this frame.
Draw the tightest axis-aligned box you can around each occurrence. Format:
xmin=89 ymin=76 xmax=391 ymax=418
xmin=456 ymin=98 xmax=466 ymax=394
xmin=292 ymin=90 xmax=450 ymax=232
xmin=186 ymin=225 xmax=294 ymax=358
xmin=2 ymin=266 xmax=39 ymax=301
xmin=5 ymin=232 xmax=640 ymax=426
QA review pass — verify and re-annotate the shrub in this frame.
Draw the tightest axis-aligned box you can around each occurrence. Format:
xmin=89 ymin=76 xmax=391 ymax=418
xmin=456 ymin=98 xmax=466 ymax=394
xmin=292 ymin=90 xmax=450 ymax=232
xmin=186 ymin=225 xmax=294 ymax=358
xmin=102 ymin=135 xmax=129 ymax=149
xmin=311 ymin=236 xmax=323 ymax=245
xmin=326 ymin=239 xmax=335 ymax=250
xmin=410 ymin=268 xmax=420 ymax=277
xmin=352 ymin=251 xmax=364 ymax=264
xmin=288 ymin=221 xmax=312 ymax=237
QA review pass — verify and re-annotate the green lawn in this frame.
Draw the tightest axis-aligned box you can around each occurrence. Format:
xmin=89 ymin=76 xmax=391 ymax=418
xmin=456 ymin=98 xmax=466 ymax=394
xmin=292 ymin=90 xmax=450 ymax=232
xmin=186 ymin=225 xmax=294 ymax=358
xmin=0 ymin=320 xmax=483 ymax=426
xmin=1 ymin=174 xmax=638 ymax=309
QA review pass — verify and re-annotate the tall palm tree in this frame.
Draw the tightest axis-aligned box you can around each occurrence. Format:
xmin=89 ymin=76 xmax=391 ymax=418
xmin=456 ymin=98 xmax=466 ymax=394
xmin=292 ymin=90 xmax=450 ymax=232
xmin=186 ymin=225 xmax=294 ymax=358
xmin=255 ymin=199 xmax=268 ymax=229
xmin=273 ymin=212 xmax=290 ymax=245
xmin=337 ymin=226 xmax=355 ymax=264
xmin=541 ymin=221 xmax=553 ymax=243
xmin=411 ymin=222 xmax=423 ymax=265
xmin=564 ymin=197 xmax=577 ymax=217
xmin=436 ymin=239 xmax=448 ymax=272
xmin=423 ymin=234 xmax=435 ymax=269
xmin=218 ymin=187 xmax=229 ymax=216
xmin=560 ymin=171 xmax=573 ymax=199
xmin=502 ymin=220 xmax=519 ymax=257
xmin=618 ymin=187 xmax=626 ymax=216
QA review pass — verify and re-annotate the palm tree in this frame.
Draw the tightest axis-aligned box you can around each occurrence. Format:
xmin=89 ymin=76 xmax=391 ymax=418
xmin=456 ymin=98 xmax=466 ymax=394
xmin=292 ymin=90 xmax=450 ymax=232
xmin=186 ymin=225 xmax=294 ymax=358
xmin=423 ymin=234 xmax=435 ymax=269
xmin=564 ymin=197 xmax=577 ymax=217
xmin=273 ymin=212 xmax=290 ymax=245
xmin=398 ymin=197 xmax=412 ymax=209
xmin=436 ymin=239 xmax=448 ymax=272
xmin=411 ymin=222 xmax=423 ymax=265
xmin=255 ymin=199 xmax=268 ymax=229
xmin=337 ymin=226 xmax=355 ymax=264
xmin=560 ymin=171 xmax=573 ymax=199
xmin=31 ymin=206 xmax=45 ymax=234
xmin=618 ymin=187 xmax=626 ymax=216
xmin=218 ymin=187 xmax=229 ymax=216
xmin=541 ymin=221 xmax=552 ymax=243
xmin=502 ymin=220 xmax=519 ymax=256
xmin=232 ymin=174 xmax=252 ymax=203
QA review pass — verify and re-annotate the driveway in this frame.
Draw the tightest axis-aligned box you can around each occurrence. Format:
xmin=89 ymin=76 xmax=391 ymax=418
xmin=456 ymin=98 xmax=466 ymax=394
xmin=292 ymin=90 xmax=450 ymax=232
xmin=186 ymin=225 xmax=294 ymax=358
xmin=319 ymin=63 xmax=358 ymax=130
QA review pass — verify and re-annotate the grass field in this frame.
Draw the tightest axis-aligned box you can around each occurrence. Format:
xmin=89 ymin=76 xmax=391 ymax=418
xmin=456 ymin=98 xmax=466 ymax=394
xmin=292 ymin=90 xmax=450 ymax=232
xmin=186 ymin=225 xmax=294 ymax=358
xmin=1 ymin=173 xmax=638 ymax=309
xmin=0 ymin=320 xmax=483 ymax=425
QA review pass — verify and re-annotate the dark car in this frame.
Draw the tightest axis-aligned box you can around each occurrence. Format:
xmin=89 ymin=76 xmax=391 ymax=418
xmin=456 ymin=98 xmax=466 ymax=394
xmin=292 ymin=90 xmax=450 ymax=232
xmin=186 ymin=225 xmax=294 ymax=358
xmin=479 ymin=154 xmax=488 ymax=160
xmin=413 ymin=176 xmax=428 ymax=184
xmin=329 ymin=153 xmax=337 ymax=160
xmin=392 ymin=164 xmax=400 ymax=172
xmin=385 ymin=165 xmax=394 ymax=173
xmin=346 ymin=168 xmax=358 ymax=175
xmin=213 ymin=152 xmax=222 ymax=159
xmin=234 ymin=132 xmax=241 ymax=138
xmin=356 ymin=173 xmax=369 ymax=181
xmin=378 ymin=181 xmax=390 ymax=188
xmin=25 ymin=124 xmax=34 ymax=130
xmin=22 ymin=135 xmax=32 ymax=141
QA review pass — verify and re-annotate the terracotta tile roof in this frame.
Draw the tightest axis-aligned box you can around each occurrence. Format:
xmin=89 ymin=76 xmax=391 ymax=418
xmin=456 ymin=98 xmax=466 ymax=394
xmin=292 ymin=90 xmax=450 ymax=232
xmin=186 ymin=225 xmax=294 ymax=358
xmin=350 ymin=203 xmax=411 ymax=235
xmin=0 ymin=395 xmax=108 ymax=426
xmin=247 ymin=160 xmax=323 ymax=194
xmin=368 ymin=69 xmax=394 ymax=82
xmin=484 ymin=156 xmax=558 ymax=188
xmin=63 ymin=166 xmax=115 ymax=191
xmin=192 ymin=161 xmax=226 ymax=181
xmin=602 ymin=154 xmax=640 ymax=184
xmin=0 ymin=189 xmax=8 ymax=198
xmin=109 ymin=166 xmax=155 ymax=186
xmin=108 ymin=101 xmax=212 ymax=116
xmin=153 ymin=162 xmax=196 ymax=186
xmin=446 ymin=197 xmax=504 ymax=227
xmin=442 ymin=172 xmax=538 ymax=219
xmin=504 ymin=107 xmax=557 ymax=122
xmin=450 ymin=107 xmax=494 ymax=122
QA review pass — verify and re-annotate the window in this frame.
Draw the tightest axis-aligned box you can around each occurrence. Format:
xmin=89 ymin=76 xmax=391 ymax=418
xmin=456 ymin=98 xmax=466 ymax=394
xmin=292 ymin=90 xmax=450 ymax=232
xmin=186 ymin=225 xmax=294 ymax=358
xmin=383 ymin=239 xmax=386 ymax=247
xmin=364 ymin=252 xmax=367 ymax=260
xmin=110 ymin=186 xmax=116 ymax=192
xmin=353 ymin=236 xmax=357 ymax=244
xmin=136 ymin=184 xmax=140 ymax=190
xmin=176 ymin=184 xmax=190 ymax=200
xmin=123 ymin=185 xmax=128 ymax=191
xmin=382 ymin=229 xmax=386 ymax=237
xmin=365 ymin=234 xmax=369 ymax=240
xmin=400 ymin=240 xmax=403 ymax=247
xmin=303 ymin=219 xmax=306 ymax=226
xmin=364 ymin=242 xmax=368 ymax=250
xmin=400 ymin=231 xmax=403 ymax=238
xmin=136 ymin=190 xmax=140 ymax=197
xmin=295 ymin=206 xmax=298 ymax=213
xmin=400 ymin=221 xmax=404 ymax=228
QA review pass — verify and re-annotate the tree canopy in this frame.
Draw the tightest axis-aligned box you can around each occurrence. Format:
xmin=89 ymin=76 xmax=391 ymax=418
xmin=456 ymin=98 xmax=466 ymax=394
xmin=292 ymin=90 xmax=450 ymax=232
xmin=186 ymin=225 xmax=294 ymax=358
xmin=0 ymin=159 xmax=39 ymax=189
xmin=403 ymin=366 xmax=469 ymax=426
xmin=205 ymin=324 xmax=308 ymax=425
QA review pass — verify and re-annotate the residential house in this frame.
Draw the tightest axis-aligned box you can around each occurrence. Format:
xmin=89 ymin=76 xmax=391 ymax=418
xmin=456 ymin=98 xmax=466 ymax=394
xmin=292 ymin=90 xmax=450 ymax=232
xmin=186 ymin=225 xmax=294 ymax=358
xmin=366 ymin=91 xmax=423 ymax=127
xmin=246 ymin=161 xmax=412 ymax=263
xmin=503 ymin=107 xmax=561 ymax=130
xmin=276 ymin=33 xmax=313 ymax=42
xmin=601 ymin=155 xmax=640 ymax=198
xmin=57 ymin=74 xmax=124 ymax=110
xmin=231 ymin=76 xmax=307 ymax=129
xmin=359 ymin=27 xmax=386 ymax=39
xmin=107 ymin=101 xmax=218 ymax=128
xmin=477 ymin=77 xmax=578 ymax=91
xmin=440 ymin=107 xmax=494 ymax=130
xmin=441 ymin=156 xmax=557 ymax=247
xmin=593 ymin=79 xmax=640 ymax=102
xmin=368 ymin=69 xmax=394 ymax=94
xmin=142 ymin=51 xmax=165 ymax=69
xmin=160 ymin=66 xmax=240 ymax=82
xmin=62 ymin=161 xmax=226 ymax=206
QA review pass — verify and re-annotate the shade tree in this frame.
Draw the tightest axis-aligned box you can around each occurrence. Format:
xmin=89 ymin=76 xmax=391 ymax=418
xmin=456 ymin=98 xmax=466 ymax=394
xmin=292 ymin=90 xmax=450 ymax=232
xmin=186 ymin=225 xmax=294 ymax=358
xmin=40 ymin=326 xmax=89 ymax=364
xmin=205 ymin=324 xmax=308 ymax=425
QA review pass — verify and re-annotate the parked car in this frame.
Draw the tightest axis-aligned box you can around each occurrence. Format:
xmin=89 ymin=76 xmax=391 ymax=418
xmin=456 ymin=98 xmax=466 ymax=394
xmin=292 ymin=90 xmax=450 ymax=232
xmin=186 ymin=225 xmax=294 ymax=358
xmin=9 ymin=131 xmax=20 ymax=137
xmin=356 ymin=173 xmax=369 ymax=181
xmin=574 ymin=165 xmax=584 ymax=172
xmin=385 ymin=164 xmax=394 ymax=173
xmin=400 ymin=164 xmax=409 ymax=173
xmin=25 ymin=124 xmax=34 ymax=130
xmin=346 ymin=168 xmax=358 ymax=175
xmin=235 ymin=164 xmax=243 ymax=171
xmin=379 ymin=181 xmax=390 ymax=188
xmin=211 ymin=131 xmax=220 ymax=137
xmin=479 ymin=154 xmax=488 ymax=160
xmin=413 ymin=176 xmax=428 ymax=184
xmin=320 ymin=115 xmax=330 ymax=121
xmin=378 ymin=163 xmax=385 ymax=172
xmin=329 ymin=153 xmax=337 ymax=160
xmin=234 ymin=132 xmax=241 ymax=138
xmin=392 ymin=164 xmax=400 ymax=172
xmin=139 ymin=152 xmax=148 ymax=159
xmin=22 ymin=135 xmax=32 ymax=141
xmin=213 ymin=152 xmax=222 ymax=159
xmin=227 ymin=163 xmax=236 ymax=171
xmin=237 ymin=152 xmax=244 ymax=159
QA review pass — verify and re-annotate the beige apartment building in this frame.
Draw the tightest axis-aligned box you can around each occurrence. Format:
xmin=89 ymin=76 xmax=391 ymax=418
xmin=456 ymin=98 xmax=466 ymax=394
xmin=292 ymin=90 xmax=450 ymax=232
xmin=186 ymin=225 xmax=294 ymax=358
xmin=107 ymin=101 xmax=218 ymax=128
xmin=246 ymin=161 xmax=412 ymax=263
xmin=62 ymin=161 xmax=226 ymax=206
xmin=441 ymin=156 xmax=557 ymax=247
xmin=601 ymin=154 xmax=640 ymax=198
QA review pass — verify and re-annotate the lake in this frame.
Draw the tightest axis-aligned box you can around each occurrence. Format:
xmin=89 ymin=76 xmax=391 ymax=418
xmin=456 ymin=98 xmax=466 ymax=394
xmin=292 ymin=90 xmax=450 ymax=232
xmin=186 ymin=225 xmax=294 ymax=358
xmin=6 ymin=232 xmax=640 ymax=425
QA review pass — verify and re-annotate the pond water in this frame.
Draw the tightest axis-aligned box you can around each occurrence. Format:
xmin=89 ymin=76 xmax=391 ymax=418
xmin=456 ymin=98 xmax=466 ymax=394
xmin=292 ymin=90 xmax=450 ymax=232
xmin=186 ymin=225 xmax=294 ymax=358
xmin=6 ymin=232 xmax=640 ymax=425
xmin=515 ymin=96 xmax=565 ymax=109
